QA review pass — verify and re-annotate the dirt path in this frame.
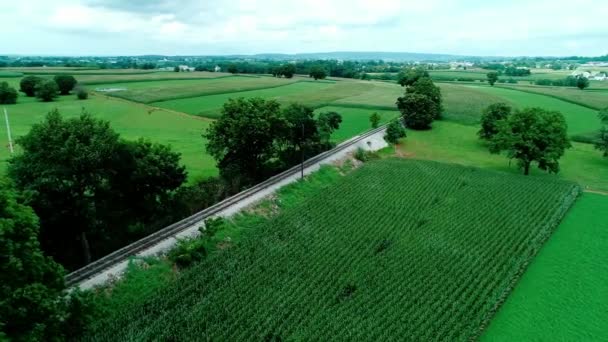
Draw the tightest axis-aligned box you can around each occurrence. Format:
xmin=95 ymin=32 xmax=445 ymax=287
xmin=583 ymin=188 xmax=608 ymax=196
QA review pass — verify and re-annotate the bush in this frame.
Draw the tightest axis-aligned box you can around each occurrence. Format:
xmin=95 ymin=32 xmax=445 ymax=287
xmin=35 ymin=80 xmax=59 ymax=102
xmin=507 ymin=78 xmax=518 ymax=84
xmin=0 ymin=81 xmax=18 ymax=104
xmin=19 ymin=75 xmax=43 ymax=97
xmin=384 ymin=119 xmax=407 ymax=144
xmin=76 ymin=86 xmax=88 ymax=100
xmin=167 ymin=238 xmax=207 ymax=268
xmin=535 ymin=79 xmax=552 ymax=86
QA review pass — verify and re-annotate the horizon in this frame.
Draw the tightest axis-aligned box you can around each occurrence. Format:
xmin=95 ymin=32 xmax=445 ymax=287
xmin=3 ymin=0 xmax=608 ymax=57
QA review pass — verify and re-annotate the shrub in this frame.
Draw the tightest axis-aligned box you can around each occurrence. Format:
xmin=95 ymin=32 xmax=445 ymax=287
xmin=76 ymin=86 xmax=88 ymax=100
xmin=507 ymin=78 xmax=518 ymax=84
xmin=0 ymin=82 xmax=18 ymax=104
xmin=167 ymin=238 xmax=207 ymax=268
xmin=384 ymin=119 xmax=407 ymax=144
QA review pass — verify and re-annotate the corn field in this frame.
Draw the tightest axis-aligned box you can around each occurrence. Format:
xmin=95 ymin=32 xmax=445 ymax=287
xmin=87 ymin=159 xmax=579 ymax=341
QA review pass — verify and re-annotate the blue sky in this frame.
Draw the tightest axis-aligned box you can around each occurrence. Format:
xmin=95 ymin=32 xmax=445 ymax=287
xmin=2 ymin=0 xmax=607 ymax=57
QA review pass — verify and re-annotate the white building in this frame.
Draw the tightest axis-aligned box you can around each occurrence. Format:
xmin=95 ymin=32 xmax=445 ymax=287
xmin=214 ymin=65 xmax=221 ymax=72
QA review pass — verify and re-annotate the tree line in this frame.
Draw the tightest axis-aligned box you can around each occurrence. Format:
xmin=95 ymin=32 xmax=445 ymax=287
xmin=0 ymin=75 xmax=88 ymax=105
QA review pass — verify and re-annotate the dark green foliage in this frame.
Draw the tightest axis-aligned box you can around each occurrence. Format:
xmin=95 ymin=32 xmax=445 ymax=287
xmin=487 ymin=71 xmax=499 ymax=86
xmin=309 ymin=65 xmax=327 ymax=80
xmin=0 ymin=82 xmax=18 ymax=104
xmin=167 ymin=238 xmax=207 ymax=268
xmin=384 ymin=119 xmax=406 ymax=145
xmin=279 ymin=64 xmax=296 ymax=78
xmin=8 ymin=110 xmax=186 ymax=269
xmin=595 ymin=108 xmax=608 ymax=157
xmin=478 ymin=103 xmax=512 ymax=140
xmin=139 ymin=63 xmax=156 ymax=70
xmin=173 ymin=66 xmax=180 ymax=72
xmin=35 ymin=80 xmax=58 ymax=102
xmin=489 ymin=107 xmax=571 ymax=175
xmin=76 ymin=86 xmax=88 ymax=100
xmin=396 ymin=93 xmax=436 ymax=130
xmin=397 ymin=67 xmax=429 ymax=87
xmin=576 ymin=76 xmax=590 ymax=90
xmin=406 ymin=77 xmax=443 ymax=119
xmin=227 ymin=64 xmax=238 ymax=74
xmin=53 ymin=75 xmax=77 ymax=95
xmin=369 ymin=112 xmax=381 ymax=128
xmin=19 ymin=76 xmax=43 ymax=97
xmin=84 ymin=159 xmax=579 ymax=341
xmin=204 ymin=98 xmax=341 ymax=188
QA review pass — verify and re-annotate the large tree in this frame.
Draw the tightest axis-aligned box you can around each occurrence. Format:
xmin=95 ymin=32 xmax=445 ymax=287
xmin=35 ymin=80 xmax=59 ymax=102
xmin=396 ymin=93 xmax=436 ymax=130
xmin=576 ymin=76 xmax=590 ymax=90
xmin=489 ymin=107 xmax=571 ymax=175
xmin=281 ymin=64 xmax=296 ymax=78
xmin=397 ymin=67 xmax=429 ymax=87
xmin=53 ymin=75 xmax=77 ymax=95
xmin=406 ymin=77 xmax=443 ymax=119
xmin=309 ymin=65 xmax=327 ymax=80
xmin=8 ymin=110 xmax=186 ymax=269
xmin=205 ymin=98 xmax=283 ymax=186
xmin=478 ymin=103 xmax=512 ymax=140
xmin=0 ymin=81 xmax=18 ymax=104
xmin=0 ymin=180 xmax=65 ymax=340
xmin=19 ymin=76 xmax=43 ymax=97
xmin=487 ymin=71 xmax=499 ymax=86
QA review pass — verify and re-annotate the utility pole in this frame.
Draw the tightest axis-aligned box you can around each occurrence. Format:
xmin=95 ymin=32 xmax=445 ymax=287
xmin=4 ymin=107 xmax=14 ymax=154
xmin=300 ymin=122 xmax=304 ymax=179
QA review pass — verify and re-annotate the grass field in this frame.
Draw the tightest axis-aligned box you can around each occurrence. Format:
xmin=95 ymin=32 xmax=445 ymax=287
xmin=0 ymin=94 xmax=215 ymax=180
xmin=394 ymin=120 xmax=608 ymax=191
xmin=439 ymin=83 xmax=515 ymax=125
xmin=460 ymin=85 xmax=601 ymax=136
xmin=84 ymin=159 xmax=578 ymax=341
xmin=430 ymin=69 xmax=573 ymax=82
xmin=482 ymin=192 xmax=608 ymax=341
xmin=314 ymin=106 xmax=399 ymax=142
xmin=94 ymin=76 xmax=303 ymax=103
xmin=497 ymin=84 xmax=608 ymax=110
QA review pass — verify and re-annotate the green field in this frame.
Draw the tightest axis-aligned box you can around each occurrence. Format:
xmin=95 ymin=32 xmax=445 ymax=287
xmin=483 ymin=192 xmax=608 ymax=341
xmin=85 ymin=159 xmax=579 ymax=341
xmin=439 ymin=83 xmax=515 ymax=125
xmin=430 ymin=68 xmax=573 ymax=82
xmin=497 ymin=84 xmax=608 ymax=109
xmin=0 ymin=94 xmax=215 ymax=180
xmin=314 ymin=106 xmax=399 ymax=142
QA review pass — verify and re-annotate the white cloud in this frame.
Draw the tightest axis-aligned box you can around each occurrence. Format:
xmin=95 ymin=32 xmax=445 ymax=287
xmin=1 ymin=0 xmax=607 ymax=56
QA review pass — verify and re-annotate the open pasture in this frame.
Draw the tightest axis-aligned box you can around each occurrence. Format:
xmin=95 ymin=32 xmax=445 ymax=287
xmin=314 ymin=106 xmax=399 ymax=142
xmin=85 ymin=158 xmax=578 ymax=341
xmin=497 ymin=84 xmax=608 ymax=109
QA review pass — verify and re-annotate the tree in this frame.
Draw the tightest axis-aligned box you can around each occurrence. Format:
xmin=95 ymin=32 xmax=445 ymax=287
xmin=204 ymin=98 xmax=283 ymax=187
xmin=309 ymin=65 xmax=327 ymax=80
xmin=406 ymin=77 xmax=443 ymax=119
xmin=487 ymin=71 xmax=499 ymax=86
xmin=396 ymin=93 xmax=436 ymax=130
xmin=478 ymin=103 xmax=512 ymax=140
xmin=35 ymin=80 xmax=59 ymax=102
xmin=8 ymin=110 xmax=186 ymax=269
xmin=397 ymin=67 xmax=429 ymax=87
xmin=0 ymin=81 xmax=18 ymax=104
xmin=489 ymin=107 xmax=571 ymax=175
xmin=595 ymin=108 xmax=608 ymax=157
xmin=384 ymin=119 xmax=406 ymax=145
xmin=317 ymin=111 xmax=342 ymax=147
xmin=576 ymin=76 xmax=590 ymax=90
xmin=281 ymin=64 xmax=296 ymax=78
xmin=53 ymin=75 xmax=77 ymax=95
xmin=227 ymin=64 xmax=238 ymax=74
xmin=369 ymin=112 xmax=381 ymax=128
xmin=0 ymin=180 xmax=65 ymax=340
xmin=19 ymin=75 xmax=43 ymax=97
xmin=174 ymin=66 xmax=180 ymax=72
xmin=76 ymin=86 xmax=88 ymax=100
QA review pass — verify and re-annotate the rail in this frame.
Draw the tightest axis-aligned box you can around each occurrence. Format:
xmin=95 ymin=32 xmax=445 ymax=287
xmin=66 ymin=123 xmax=389 ymax=286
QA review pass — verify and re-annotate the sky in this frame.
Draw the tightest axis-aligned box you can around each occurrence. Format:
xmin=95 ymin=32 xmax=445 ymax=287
xmin=2 ymin=0 xmax=607 ymax=57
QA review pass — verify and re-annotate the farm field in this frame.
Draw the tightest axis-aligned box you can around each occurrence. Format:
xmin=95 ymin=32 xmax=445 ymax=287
xmin=152 ymin=80 xmax=372 ymax=118
xmin=482 ymin=192 xmax=608 ymax=341
xmin=439 ymin=83 xmax=515 ymax=124
xmin=93 ymin=76 xmax=303 ymax=103
xmin=429 ymin=68 xmax=573 ymax=82
xmin=313 ymin=106 xmax=399 ymax=142
xmin=0 ymin=94 xmax=215 ymax=180
xmin=497 ymin=83 xmax=608 ymax=109
xmin=395 ymin=120 xmax=608 ymax=191
xmin=84 ymin=159 xmax=579 ymax=341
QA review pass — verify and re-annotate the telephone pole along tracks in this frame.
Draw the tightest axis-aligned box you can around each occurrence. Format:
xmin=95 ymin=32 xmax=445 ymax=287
xmin=67 ymin=124 xmax=390 ymax=289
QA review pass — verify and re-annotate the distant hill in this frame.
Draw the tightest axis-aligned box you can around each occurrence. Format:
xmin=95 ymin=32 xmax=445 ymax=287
xmin=223 ymin=51 xmax=503 ymax=62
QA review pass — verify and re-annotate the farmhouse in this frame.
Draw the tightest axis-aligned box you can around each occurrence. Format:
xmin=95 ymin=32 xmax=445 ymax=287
xmin=178 ymin=65 xmax=195 ymax=72
xmin=214 ymin=65 xmax=221 ymax=72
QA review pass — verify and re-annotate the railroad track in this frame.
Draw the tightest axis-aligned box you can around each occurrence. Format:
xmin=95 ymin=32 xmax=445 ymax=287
xmin=66 ymin=124 xmax=388 ymax=287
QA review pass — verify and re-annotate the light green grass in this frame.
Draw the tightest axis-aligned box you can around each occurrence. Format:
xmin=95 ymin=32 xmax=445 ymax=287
xmin=464 ymin=85 xmax=601 ymax=136
xmin=482 ymin=192 xmax=608 ymax=341
xmin=75 ymin=71 xmax=235 ymax=84
xmin=497 ymin=84 xmax=608 ymax=110
xmin=396 ymin=120 xmax=608 ymax=191
xmin=332 ymin=81 xmax=402 ymax=108
xmin=430 ymin=69 xmax=573 ymax=81
xmin=94 ymin=76 xmax=303 ymax=103
xmin=439 ymin=83 xmax=515 ymax=125
xmin=0 ymin=94 xmax=215 ymax=180
xmin=314 ymin=106 xmax=399 ymax=142
xmin=153 ymin=81 xmax=338 ymax=118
